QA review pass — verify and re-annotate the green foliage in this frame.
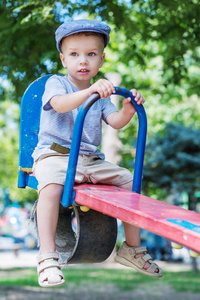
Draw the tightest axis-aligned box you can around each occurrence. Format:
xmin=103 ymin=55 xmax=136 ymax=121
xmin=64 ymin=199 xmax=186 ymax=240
xmin=0 ymin=0 xmax=61 ymax=102
xmin=0 ymin=99 xmax=37 ymax=203
xmin=137 ymin=0 xmax=200 ymax=90
xmin=0 ymin=0 xmax=200 ymax=102
xmin=0 ymin=101 xmax=19 ymax=192
xmin=142 ymin=123 xmax=200 ymax=203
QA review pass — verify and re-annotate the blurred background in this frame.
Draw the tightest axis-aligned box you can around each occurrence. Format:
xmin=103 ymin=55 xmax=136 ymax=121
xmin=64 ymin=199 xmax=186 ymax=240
xmin=0 ymin=0 xmax=200 ymax=272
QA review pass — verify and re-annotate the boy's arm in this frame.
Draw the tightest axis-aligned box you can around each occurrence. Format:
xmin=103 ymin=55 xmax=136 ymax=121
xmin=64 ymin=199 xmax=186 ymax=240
xmin=50 ymin=89 xmax=90 ymax=113
xmin=50 ymin=79 xmax=115 ymax=113
xmin=106 ymin=89 xmax=145 ymax=129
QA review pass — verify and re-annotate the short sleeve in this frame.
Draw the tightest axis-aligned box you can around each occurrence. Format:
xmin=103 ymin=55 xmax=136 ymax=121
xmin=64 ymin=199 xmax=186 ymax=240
xmin=42 ymin=75 xmax=67 ymax=111
xmin=101 ymin=97 xmax=118 ymax=122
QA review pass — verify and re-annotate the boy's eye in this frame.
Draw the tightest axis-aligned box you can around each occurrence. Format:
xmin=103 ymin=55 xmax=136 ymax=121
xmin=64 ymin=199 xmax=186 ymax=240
xmin=71 ymin=52 xmax=77 ymax=56
xmin=88 ymin=52 xmax=96 ymax=56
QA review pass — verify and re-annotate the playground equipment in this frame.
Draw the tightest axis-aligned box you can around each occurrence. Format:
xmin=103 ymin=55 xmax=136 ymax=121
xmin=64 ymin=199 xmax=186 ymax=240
xmin=18 ymin=75 xmax=200 ymax=265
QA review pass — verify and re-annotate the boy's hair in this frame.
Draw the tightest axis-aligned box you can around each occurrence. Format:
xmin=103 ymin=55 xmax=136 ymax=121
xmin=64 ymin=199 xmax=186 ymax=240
xmin=61 ymin=31 xmax=105 ymax=52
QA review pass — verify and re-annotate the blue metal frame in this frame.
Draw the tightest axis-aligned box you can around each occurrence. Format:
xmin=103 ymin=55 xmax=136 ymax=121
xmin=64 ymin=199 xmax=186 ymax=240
xmin=61 ymin=87 xmax=147 ymax=207
xmin=17 ymin=75 xmax=147 ymax=208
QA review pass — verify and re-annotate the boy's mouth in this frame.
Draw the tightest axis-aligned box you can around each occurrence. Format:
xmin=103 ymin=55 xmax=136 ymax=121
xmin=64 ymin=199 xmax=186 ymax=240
xmin=78 ymin=69 xmax=89 ymax=74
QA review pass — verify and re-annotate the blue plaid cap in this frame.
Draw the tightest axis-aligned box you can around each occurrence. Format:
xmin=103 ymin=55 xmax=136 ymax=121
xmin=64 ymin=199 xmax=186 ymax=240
xmin=55 ymin=19 xmax=111 ymax=52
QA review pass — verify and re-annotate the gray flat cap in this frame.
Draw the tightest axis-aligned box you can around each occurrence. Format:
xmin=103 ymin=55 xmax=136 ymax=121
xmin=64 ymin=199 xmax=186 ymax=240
xmin=55 ymin=19 xmax=111 ymax=52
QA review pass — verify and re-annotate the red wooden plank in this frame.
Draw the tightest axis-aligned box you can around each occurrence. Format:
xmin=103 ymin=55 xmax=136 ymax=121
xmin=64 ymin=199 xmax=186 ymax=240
xmin=74 ymin=184 xmax=200 ymax=253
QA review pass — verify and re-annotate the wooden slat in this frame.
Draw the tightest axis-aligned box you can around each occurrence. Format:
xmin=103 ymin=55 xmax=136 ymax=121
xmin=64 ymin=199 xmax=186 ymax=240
xmin=74 ymin=184 xmax=200 ymax=253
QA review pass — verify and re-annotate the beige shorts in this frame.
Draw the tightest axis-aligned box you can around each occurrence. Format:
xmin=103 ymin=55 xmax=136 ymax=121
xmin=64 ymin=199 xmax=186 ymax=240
xmin=33 ymin=153 xmax=133 ymax=192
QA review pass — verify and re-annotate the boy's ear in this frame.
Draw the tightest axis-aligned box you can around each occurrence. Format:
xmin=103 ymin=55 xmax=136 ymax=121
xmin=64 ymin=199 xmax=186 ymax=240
xmin=60 ymin=53 xmax=67 ymax=68
xmin=99 ymin=53 xmax=105 ymax=68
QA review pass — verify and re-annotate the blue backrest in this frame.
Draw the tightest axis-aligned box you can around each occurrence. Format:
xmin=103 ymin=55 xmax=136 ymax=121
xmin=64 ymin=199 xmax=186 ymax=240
xmin=18 ymin=75 xmax=52 ymax=188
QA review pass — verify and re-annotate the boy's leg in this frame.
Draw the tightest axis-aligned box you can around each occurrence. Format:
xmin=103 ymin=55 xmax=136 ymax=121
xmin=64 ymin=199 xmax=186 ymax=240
xmin=120 ymin=181 xmax=141 ymax=247
xmin=117 ymin=181 xmax=162 ymax=277
xmin=36 ymin=183 xmax=63 ymax=254
xmin=36 ymin=183 xmax=65 ymax=287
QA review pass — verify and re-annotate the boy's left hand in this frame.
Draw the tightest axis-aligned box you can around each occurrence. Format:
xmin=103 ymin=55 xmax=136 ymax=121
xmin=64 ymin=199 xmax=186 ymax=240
xmin=106 ymin=89 xmax=145 ymax=129
xmin=123 ymin=89 xmax=145 ymax=112
xmin=130 ymin=89 xmax=145 ymax=105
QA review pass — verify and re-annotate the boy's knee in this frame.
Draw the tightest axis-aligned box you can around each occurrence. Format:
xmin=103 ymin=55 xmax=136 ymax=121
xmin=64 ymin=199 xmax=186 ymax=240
xmin=119 ymin=181 xmax=132 ymax=191
xmin=40 ymin=183 xmax=64 ymax=200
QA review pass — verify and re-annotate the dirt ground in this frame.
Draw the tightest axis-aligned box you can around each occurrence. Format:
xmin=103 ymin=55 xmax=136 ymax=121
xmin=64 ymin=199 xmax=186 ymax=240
xmin=1 ymin=283 xmax=200 ymax=300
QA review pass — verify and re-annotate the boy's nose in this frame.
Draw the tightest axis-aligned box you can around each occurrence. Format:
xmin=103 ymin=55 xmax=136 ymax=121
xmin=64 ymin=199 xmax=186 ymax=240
xmin=80 ymin=55 xmax=88 ymax=64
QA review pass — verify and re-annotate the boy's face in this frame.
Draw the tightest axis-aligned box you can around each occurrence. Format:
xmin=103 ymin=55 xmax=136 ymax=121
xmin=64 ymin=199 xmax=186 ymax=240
xmin=60 ymin=33 xmax=105 ymax=89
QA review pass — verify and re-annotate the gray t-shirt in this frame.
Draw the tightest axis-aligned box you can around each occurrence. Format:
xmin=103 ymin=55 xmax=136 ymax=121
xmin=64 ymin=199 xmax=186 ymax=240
xmin=32 ymin=75 xmax=118 ymax=161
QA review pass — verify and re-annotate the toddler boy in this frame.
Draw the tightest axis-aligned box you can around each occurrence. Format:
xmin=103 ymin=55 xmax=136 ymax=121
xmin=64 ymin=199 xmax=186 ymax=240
xmin=33 ymin=19 xmax=162 ymax=287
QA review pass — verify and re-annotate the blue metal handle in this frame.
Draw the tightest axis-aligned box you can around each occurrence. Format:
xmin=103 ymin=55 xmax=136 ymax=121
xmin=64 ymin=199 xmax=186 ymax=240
xmin=61 ymin=87 xmax=147 ymax=207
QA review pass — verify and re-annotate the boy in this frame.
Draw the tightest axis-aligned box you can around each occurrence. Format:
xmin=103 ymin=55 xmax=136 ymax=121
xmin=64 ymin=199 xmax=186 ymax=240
xmin=33 ymin=19 xmax=162 ymax=287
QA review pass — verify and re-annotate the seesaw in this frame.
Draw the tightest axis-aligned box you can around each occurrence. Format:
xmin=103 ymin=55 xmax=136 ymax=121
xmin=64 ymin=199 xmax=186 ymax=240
xmin=18 ymin=75 xmax=200 ymax=266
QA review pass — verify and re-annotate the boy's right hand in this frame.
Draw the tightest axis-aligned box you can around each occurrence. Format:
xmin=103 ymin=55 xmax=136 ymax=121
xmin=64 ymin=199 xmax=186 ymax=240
xmin=88 ymin=79 xmax=116 ymax=99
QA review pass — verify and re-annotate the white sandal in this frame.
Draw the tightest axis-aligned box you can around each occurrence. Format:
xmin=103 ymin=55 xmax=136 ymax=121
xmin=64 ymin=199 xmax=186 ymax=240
xmin=37 ymin=252 xmax=65 ymax=287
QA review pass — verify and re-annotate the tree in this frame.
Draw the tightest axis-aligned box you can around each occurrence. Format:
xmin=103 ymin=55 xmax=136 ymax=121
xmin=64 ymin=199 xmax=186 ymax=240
xmin=142 ymin=123 xmax=200 ymax=210
xmin=0 ymin=0 xmax=200 ymax=103
xmin=0 ymin=0 xmax=61 ymax=102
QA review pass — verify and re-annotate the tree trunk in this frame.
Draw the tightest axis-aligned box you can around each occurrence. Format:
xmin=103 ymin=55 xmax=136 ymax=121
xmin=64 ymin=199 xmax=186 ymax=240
xmin=101 ymin=72 xmax=122 ymax=164
xmin=191 ymin=257 xmax=198 ymax=273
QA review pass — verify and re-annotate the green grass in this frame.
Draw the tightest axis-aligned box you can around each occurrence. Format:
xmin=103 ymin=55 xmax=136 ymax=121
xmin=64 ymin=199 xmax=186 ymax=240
xmin=0 ymin=267 xmax=200 ymax=293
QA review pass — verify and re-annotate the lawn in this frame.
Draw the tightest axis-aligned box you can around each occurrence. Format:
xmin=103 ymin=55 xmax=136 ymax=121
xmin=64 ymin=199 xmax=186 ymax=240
xmin=0 ymin=267 xmax=200 ymax=293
